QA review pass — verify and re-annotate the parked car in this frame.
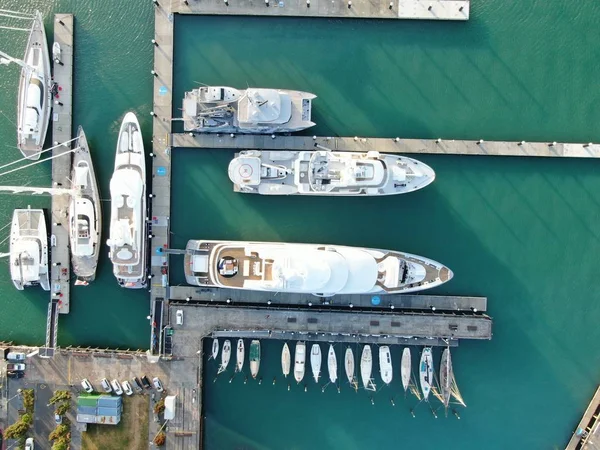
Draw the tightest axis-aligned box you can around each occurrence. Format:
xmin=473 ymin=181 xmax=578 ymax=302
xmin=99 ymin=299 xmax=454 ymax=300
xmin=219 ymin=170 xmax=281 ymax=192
xmin=122 ymin=381 xmax=133 ymax=396
xmin=153 ymin=377 xmax=164 ymax=392
xmin=100 ymin=378 xmax=112 ymax=393
xmin=131 ymin=377 xmax=143 ymax=393
xmin=110 ymin=379 xmax=123 ymax=395
xmin=7 ymin=371 xmax=24 ymax=379
xmin=176 ymin=310 xmax=183 ymax=325
xmin=141 ymin=376 xmax=152 ymax=390
xmin=25 ymin=437 xmax=34 ymax=450
xmin=54 ymin=414 xmax=62 ymax=425
xmin=7 ymin=352 xmax=26 ymax=362
xmin=81 ymin=379 xmax=94 ymax=393
xmin=6 ymin=363 xmax=25 ymax=372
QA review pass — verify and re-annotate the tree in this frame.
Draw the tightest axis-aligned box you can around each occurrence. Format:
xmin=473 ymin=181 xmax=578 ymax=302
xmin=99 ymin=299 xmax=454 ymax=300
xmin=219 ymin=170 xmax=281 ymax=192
xmin=48 ymin=390 xmax=71 ymax=405
xmin=51 ymin=438 xmax=69 ymax=450
xmin=49 ymin=424 xmax=70 ymax=441
xmin=153 ymin=398 xmax=165 ymax=414
xmin=153 ymin=432 xmax=166 ymax=446
xmin=3 ymin=419 xmax=30 ymax=439
xmin=21 ymin=389 xmax=35 ymax=412
xmin=55 ymin=402 xmax=70 ymax=416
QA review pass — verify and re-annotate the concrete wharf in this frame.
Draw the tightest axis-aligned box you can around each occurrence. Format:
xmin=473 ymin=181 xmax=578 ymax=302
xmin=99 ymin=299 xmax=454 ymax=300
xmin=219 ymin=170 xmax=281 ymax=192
xmin=172 ymin=0 xmax=470 ymax=21
xmin=173 ymin=133 xmax=600 ymax=158
xmin=565 ymin=385 xmax=600 ymax=450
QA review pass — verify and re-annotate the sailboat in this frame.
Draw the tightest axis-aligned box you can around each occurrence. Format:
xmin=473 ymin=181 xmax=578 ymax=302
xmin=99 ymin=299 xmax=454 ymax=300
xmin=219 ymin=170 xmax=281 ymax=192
xmin=327 ymin=345 xmax=337 ymax=384
xmin=250 ymin=340 xmax=261 ymax=379
xmin=70 ymin=127 xmax=101 ymax=284
xmin=401 ymin=348 xmax=411 ymax=393
xmin=9 ymin=207 xmax=49 ymax=291
xmin=281 ymin=343 xmax=291 ymax=378
xmin=294 ymin=341 xmax=306 ymax=384
xmin=439 ymin=348 xmax=453 ymax=408
xmin=107 ymin=112 xmax=147 ymax=289
xmin=419 ymin=347 xmax=434 ymax=401
xmin=236 ymin=339 xmax=245 ymax=372
xmin=345 ymin=347 xmax=356 ymax=388
xmin=310 ymin=344 xmax=322 ymax=383
xmin=211 ymin=338 xmax=219 ymax=360
xmin=360 ymin=345 xmax=376 ymax=391
xmin=217 ymin=339 xmax=231 ymax=374
xmin=379 ymin=345 xmax=393 ymax=385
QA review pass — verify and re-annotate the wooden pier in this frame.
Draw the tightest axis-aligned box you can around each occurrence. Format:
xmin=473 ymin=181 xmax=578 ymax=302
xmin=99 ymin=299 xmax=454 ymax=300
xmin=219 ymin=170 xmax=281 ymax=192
xmin=565 ymin=385 xmax=600 ymax=450
xmin=173 ymin=133 xmax=600 ymax=158
xmin=173 ymin=0 xmax=470 ymax=21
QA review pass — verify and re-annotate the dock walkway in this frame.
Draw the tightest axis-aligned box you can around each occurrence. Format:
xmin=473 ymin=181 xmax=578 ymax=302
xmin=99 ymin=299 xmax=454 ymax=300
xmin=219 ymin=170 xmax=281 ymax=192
xmin=565 ymin=385 xmax=600 ymax=450
xmin=173 ymin=133 xmax=600 ymax=158
xmin=50 ymin=14 xmax=73 ymax=316
xmin=173 ymin=0 xmax=470 ymax=20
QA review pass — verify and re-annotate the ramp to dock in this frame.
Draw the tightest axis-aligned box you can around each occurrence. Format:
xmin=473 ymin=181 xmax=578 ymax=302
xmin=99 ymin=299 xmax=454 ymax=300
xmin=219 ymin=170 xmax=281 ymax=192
xmin=40 ymin=300 xmax=59 ymax=358
xmin=565 ymin=385 xmax=600 ymax=450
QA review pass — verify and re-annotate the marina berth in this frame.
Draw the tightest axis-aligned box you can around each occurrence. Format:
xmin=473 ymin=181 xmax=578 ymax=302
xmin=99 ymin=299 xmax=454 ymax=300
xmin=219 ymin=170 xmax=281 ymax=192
xmin=184 ymin=240 xmax=452 ymax=295
xmin=182 ymin=86 xmax=316 ymax=134
xmin=107 ymin=112 xmax=147 ymax=289
xmin=228 ymin=149 xmax=435 ymax=196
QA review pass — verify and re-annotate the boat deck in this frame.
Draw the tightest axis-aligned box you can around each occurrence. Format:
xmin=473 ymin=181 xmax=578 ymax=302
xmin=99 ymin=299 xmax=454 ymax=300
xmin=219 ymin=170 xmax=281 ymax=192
xmin=565 ymin=385 xmax=600 ymax=450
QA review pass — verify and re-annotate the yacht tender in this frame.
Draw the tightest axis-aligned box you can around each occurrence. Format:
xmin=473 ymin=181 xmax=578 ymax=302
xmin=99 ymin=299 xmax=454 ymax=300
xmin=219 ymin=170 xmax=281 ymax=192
xmin=182 ymin=86 xmax=316 ymax=134
xmin=107 ymin=112 xmax=147 ymax=288
xmin=10 ymin=207 xmax=49 ymax=291
xmin=228 ymin=148 xmax=435 ymax=196
xmin=185 ymin=240 xmax=452 ymax=295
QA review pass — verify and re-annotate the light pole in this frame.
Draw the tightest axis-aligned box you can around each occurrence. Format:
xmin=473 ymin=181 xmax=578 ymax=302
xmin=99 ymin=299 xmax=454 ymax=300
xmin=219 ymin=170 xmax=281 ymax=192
xmin=7 ymin=388 xmax=23 ymax=403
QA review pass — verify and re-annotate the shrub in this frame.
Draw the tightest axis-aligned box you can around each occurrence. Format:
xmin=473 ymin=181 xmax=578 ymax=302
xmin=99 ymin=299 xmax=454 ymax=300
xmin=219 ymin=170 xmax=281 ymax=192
xmin=21 ymin=413 xmax=33 ymax=425
xmin=55 ymin=402 xmax=70 ymax=416
xmin=48 ymin=390 xmax=71 ymax=405
xmin=49 ymin=424 xmax=70 ymax=441
xmin=153 ymin=398 xmax=165 ymax=414
xmin=21 ymin=389 xmax=35 ymax=412
xmin=3 ymin=419 xmax=29 ymax=439
xmin=51 ymin=439 xmax=68 ymax=450
xmin=153 ymin=431 xmax=166 ymax=446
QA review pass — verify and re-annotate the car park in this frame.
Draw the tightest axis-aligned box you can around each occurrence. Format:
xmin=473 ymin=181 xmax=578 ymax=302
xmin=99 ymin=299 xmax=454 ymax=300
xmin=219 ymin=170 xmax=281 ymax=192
xmin=25 ymin=437 xmax=34 ymax=450
xmin=6 ymin=363 xmax=25 ymax=372
xmin=100 ymin=378 xmax=112 ymax=393
xmin=122 ymin=380 xmax=133 ymax=396
xmin=81 ymin=379 xmax=94 ymax=393
xmin=131 ymin=377 xmax=143 ymax=393
xmin=111 ymin=379 xmax=123 ymax=395
xmin=7 ymin=352 xmax=26 ymax=362
xmin=176 ymin=309 xmax=183 ymax=325
xmin=153 ymin=377 xmax=164 ymax=392
xmin=141 ymin=375 xmax=152 ymax=389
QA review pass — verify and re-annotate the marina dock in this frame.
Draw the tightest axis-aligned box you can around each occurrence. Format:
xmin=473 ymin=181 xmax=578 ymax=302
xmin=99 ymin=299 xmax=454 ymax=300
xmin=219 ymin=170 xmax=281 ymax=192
xmin=173 ymin=0 xmax=470 ymax=21
xmin=173 ymin=133 xmax=600 ymax=158
xmin=565 ymin=385 xmax=600 ymax=450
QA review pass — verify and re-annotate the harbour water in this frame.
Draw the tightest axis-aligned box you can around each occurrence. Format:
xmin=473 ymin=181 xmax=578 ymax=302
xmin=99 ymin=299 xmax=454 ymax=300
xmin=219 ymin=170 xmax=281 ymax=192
xmin=1 ymin=0 xmax=600 ymax=448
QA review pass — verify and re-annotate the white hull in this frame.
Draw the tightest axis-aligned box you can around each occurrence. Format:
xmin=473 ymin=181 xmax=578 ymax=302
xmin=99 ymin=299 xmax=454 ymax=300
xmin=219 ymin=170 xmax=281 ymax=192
xmin=401 ymin=348 xmax=411 ymax=392
xmin=440 ymin=348 xmax=453 ymax=408
xmin=344 ymin=347 xmax=355 ymax=385
xmin=294 ymin=341 xmax=306 ymax=384
xmin=229 ymin=149 xmax=435 ymax=196
xmin=107 ymin=112 xmax=147 ymax=289
xmin=236 ymin=339 xmax=244 ymax=372
xmin=328 ymin=345 xmax=337 ymax=384
xmin=379 ymin=345 xmax=393 ymax=385
xmin=17 ymin=11 xmax=51 ymax=159
xmin=360 ymin=345 xmax=375 ymax=391
xmin=218 ymin=340 xmax=231 ymax=374
xmin=310 ymin=344 xmax=322 ymax=383
xmin=249 ymin=340 xmax=260 ymax=379
xmin=10 ymin=207 xmax=49 ymax=291
xmin=281 ymin=343 xmax=291 ymax=377
xmin=419 ymin=347 xmax=434 ymax=401
xmin=211 ymin=338 xmax=219 ymax=360
xmin=185 ymin=240 xmax=452 ymax=295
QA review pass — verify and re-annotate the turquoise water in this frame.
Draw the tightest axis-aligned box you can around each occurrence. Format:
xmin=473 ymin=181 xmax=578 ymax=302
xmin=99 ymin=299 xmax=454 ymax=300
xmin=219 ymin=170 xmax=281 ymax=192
xmin=2 ymin=0 xmax=600 ymax=448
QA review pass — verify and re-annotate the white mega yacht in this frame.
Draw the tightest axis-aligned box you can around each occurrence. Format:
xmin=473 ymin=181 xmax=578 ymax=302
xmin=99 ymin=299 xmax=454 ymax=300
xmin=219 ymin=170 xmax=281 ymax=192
xmin=228 ymin=148 xmax=435 ymax=196
xmin=69 ymin=127 xmax=101 ymax=284
xmin=182 ymin=86 xmax=316 ymax=134
xmin=184 ymin=240 xmax=452 ymax=296
xmin=107 ymin=112 xmax=147 ymax=289
xmin=16 ymin=11 xmax=51 ymax=159
xmin=9 ymin=207 xmax=49 ymax=291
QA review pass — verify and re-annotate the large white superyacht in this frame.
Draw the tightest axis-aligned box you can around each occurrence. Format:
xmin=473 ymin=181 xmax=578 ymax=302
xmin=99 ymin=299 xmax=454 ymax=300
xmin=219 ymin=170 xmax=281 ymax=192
xmin=107 ymin=112 xmax=147 ymax=288
xmin=182 ymin=86 xmax=315 ymax=134
xmin=228 ymin=148 xmax=435 ymax=196
xmin=184 ymin=240 xmax=452 ymax=296
xmin=9 ymin=207 xmax=49 ymax=291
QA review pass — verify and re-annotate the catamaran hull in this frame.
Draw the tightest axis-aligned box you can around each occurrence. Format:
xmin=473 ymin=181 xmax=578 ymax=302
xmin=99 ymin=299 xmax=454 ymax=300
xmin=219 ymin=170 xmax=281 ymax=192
xmin=10 ymin=208 xmax=49 ymax=291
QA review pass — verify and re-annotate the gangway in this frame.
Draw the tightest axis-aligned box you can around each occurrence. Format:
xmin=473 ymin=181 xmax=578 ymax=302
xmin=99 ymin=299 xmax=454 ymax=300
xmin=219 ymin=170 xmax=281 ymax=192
xmin=39 ymin=300 xmax=59 ymax=358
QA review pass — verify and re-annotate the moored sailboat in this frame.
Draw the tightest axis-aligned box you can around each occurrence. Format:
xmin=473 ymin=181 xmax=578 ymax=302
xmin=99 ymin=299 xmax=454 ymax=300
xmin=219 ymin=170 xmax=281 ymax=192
xmin=439 ymin=348 xmax=453 ymax=408
xmin=294 ymin=341 xmax=306 ymax=384
xmin=401 ymin=348 xmax=411 ymax=393
xmin=328 ymin=344 xmax=337 ymax=384
xmin=379 ymin=345 xmax=393 ymax=385
xmin=345 ymin=347 xmax=356 ymax=388
xmin=419 ymin=347 xmax=434 ymax=401
xmin=211 ymin=338 xmax=219 ymax=360
xmin=360 ymin=345 xmax=376 ymax=391
xmin=236 ymin=339 xmax=244 ymax=372
xmin=217 ymin=339 xmax=231 ymax=374
xmin=250 ymin=340 xmax=261 ymax=379
xmin=281 ymin=343 xmax=291 ymax=377
xmin=310 ymin=344 xmax=321 ymax=383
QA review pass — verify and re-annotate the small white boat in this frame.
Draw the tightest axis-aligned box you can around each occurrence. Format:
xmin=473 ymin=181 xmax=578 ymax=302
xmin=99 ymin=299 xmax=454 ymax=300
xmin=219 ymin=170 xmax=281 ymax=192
xmin=419 ymin=347 xmax=434 ymax=401
xmin=236 ymin=339 xmax=245 ymax=372
xmin=360 ymin=345 xmax=375 ymax=391
xmin=218 ymin=340 xmax=231 ymax=374
xmin=249 ymin=340 xmax=261 ymax=379
xmin=344 ymin=347 xmax=355 ymax=385
xmin=379 ymin=345 xmax=393 ymax=385
xmin=439 ymin=348 xmax=453 ymax=408
xmin=211 ymin=338 xmax=219 ymax=360
xmin=327 ymin=345 xmax=337 ymax=384
xmin=310 ymin=344 xmax=322 ymax=383
xmin=52 ymin=41 xmax=61 ymax=64
xmin=401 ymin=348 xmax=411 ymax=393
xmin=294 ymin=341 xmax=306 ymax=384
xmin=281 ymin=343 xmax=291 ymax=377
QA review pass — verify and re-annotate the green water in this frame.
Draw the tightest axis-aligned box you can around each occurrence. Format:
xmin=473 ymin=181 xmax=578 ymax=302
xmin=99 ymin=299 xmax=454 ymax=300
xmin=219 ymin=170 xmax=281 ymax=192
xmin=2 ymin=0 xmax=600 ymax=448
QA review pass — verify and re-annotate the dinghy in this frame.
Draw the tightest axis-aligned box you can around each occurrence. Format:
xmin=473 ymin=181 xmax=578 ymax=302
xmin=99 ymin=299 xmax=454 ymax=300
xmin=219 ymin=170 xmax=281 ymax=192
xmin=345 ymin=347 xmax=355 ymax=385
xmin=361 ymin=345 xmax=375 ymax=391
xmin=419 ymin=347 xmax=434 ymax=401
xmin=294 ymin=341 xmax=306 ymax=383
xmin=401 ymin=348 xmax=411 ymax=393
xmin=217 ymin=340 xmax=231 ymax=374
xmin=310 ymin=344 xmax=322 ymax=383
xmin=211 ymin=338 xmax=219 ymax=360
xmin=250 ymin=340 xmax=261 ymax=379
xmin=379 ymin=345 xmax=393 ymax=385
xmin=328 ymin=345 xmax=337 ymax=384
xmin=236 ymin=339 xmax=245 ymax=372
xmin=281 ymin=343 xmax=291 ymax=377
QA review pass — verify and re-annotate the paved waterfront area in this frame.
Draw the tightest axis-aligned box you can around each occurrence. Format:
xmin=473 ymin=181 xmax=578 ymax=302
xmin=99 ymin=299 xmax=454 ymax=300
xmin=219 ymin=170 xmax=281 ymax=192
xmin=565 ymin=385 xmax=600 ymax=450
xmin=173 ymin=0 xmax=470 ymax=20
xmin=173 ymin=133 xmax=600 ymax=158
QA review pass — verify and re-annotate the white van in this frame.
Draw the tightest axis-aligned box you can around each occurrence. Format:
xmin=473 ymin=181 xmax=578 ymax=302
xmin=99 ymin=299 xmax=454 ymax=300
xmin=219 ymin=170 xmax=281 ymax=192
xmin=7 ymin=352 xmax=26 ymax=362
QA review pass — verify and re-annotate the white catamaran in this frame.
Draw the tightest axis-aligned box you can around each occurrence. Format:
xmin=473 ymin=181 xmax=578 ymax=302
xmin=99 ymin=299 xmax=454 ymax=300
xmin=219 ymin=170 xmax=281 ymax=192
xmin=182 ymin=86 xmax=316 ymax=134
xmin=228 ymin=148 xmax=435 ymax=196
xmin=107 ymin=112 xmax=147 ymax=289
xmin=185 ymin=240 xmax=452 ymax=296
